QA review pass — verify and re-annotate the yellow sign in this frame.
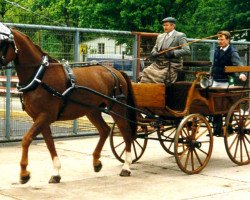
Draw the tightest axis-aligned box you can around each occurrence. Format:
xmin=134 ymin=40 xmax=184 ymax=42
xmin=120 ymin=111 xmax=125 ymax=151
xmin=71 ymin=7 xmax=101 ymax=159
xmin=80 ymin=44 xmax=87 ymax=54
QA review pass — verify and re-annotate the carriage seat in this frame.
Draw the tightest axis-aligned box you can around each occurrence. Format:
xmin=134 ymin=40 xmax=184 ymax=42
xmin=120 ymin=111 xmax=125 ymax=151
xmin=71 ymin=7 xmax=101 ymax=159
xmin=132 ymin=81 xmax=197 ymax=110
xmin=165 ymin=81 xmax=194 ymax=111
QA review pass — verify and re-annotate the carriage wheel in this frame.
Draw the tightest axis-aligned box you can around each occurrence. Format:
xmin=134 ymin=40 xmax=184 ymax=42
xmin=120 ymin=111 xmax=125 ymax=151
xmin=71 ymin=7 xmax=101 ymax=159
xmin=174 ymin=114 xmax=213 ymax=174
xmin=157 ymin=121 xmax=180 ymax=155
xmin=224 ymin=98 xmax=250 ymax=165
xmin=109 ymin=123 xmax=148 ymax=163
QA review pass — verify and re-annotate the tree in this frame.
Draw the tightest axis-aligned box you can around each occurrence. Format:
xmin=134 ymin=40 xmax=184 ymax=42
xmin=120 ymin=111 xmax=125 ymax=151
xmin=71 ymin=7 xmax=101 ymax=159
xmin=226 ymin=0 xmax=250 ymax=40
xmin=180 ymin=0 xmax=250 ymax=40
xmin=1 ymin=0 xmax=249 ymax=40
xmin=0 ymin=0 xmax=8 ymax=20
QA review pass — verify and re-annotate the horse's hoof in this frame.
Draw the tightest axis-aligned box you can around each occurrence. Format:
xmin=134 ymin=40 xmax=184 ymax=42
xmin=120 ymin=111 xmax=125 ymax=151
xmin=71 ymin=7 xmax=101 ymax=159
xmin=94 ymin=162 xmax=102 ymax=172
xmin=20 ymin=174 xmax=31 ymax=184
xmin=49 ymin=175 xmax=61 ymax=184
xmin=120 ymin=169 xmax=131 ymax=177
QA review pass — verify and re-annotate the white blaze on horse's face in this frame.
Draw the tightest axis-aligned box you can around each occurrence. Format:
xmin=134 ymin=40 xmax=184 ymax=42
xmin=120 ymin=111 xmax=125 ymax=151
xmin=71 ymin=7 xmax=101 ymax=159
xmin=0 ymin=22 xmax=11 ymax=40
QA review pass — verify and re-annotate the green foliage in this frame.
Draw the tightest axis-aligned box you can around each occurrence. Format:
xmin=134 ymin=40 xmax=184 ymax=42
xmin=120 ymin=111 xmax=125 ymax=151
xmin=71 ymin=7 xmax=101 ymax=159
xmin=1 ymin=0 xmax=249 ymax=39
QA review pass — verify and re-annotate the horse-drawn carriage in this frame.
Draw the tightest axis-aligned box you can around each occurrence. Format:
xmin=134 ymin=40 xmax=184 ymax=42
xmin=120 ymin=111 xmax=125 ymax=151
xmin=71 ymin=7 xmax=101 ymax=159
xmin=110 ymin=62 xmax=250 ymax=174
xmin=0 ymin=24 xmax=249 ymax=183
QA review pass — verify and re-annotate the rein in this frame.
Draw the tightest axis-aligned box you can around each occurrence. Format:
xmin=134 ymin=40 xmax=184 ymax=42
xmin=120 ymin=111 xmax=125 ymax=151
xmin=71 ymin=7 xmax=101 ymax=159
xmin=40 ymin=81 xmax=156 ymax=124
xmin=0 ymin=65 xmax=15 ymax=70
xmin=15 ymin=55 xmax=155 ymax=122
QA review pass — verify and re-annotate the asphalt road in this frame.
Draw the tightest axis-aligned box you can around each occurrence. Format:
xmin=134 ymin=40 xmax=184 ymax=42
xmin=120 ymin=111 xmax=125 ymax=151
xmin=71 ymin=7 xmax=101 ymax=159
xmin=0 ymin=135 xmax=250 ymax=200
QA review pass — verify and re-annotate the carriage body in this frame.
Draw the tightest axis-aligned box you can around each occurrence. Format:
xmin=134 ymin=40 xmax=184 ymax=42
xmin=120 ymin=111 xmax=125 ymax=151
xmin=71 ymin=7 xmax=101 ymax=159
xmin=132 ymin=81 xmax=242 ymax=116
xmin=110 ymin=64 xmax=250 ymax=174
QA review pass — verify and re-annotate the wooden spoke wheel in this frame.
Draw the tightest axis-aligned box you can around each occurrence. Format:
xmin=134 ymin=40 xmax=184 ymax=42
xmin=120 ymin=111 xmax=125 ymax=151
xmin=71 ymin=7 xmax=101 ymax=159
xmin=224 ymin=98 xmax=250 ymax=165
xmin=157 ymin=121 xmax=180 ymax=155
xmin=174 ymin=114 xmax=213 ymax=174
xmin=109 ymin=123 xmax=148 ymax=163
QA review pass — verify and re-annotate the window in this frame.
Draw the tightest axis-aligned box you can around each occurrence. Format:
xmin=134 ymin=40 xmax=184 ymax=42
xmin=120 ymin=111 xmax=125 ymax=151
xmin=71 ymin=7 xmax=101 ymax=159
xmin=98 ymin=43 xmax=105 ymax=54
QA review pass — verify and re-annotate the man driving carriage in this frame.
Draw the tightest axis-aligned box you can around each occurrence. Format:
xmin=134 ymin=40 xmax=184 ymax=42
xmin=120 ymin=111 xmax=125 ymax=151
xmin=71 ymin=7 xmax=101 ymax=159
xmin=140 ymin=17 xmax=190 ymax=84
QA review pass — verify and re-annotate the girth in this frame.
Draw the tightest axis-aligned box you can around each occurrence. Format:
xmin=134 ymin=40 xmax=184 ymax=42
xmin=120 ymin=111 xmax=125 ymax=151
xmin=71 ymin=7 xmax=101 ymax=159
xmin=56 ymin=61 xmax=76 ymax=119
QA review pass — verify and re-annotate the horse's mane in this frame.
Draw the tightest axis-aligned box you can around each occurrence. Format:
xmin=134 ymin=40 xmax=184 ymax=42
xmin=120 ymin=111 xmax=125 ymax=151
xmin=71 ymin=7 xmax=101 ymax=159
xmin=33 ymin=43 xmax=58 ymax=63
xmin=13 ymin=28 xmax=58 ymax=63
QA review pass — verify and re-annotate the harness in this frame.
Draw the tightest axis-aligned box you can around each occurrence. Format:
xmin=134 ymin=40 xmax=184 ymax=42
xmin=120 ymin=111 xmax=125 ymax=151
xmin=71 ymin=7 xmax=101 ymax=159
xmin=17 ymin=56 xmax=126 ymax=119
xmin=17 ymin=56 xmax=49 ymax=92
xmin=0 ymin=30 xmax=18 ymax=67
xmin=0 ymin=25 xmax=155 ymax=124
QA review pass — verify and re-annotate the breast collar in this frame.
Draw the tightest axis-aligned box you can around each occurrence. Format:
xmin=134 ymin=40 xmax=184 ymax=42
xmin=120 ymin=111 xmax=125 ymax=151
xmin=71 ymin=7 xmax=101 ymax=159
xmin=17 ymin=56 xmax=49 ymax=92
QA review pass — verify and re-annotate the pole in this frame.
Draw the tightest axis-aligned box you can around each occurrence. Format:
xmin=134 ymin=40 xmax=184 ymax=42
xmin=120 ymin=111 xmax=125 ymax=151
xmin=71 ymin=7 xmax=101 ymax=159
xmin=132 ymin=34 xmax=138 ymax=82
xmin=5 ymin=63 xmax=12 ymax=140
xmin=73 ymin=30 xmax=80 ymax=134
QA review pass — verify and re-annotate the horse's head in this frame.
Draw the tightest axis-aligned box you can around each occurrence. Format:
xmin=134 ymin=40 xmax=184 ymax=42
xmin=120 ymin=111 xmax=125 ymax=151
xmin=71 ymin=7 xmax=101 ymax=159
xmin=0 ymin=23 xmax=18 ymax=68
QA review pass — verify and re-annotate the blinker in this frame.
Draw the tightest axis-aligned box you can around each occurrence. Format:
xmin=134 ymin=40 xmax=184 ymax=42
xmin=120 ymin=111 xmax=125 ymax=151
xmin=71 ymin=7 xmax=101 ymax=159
xmin=8 ymin=34 xmax=14 ymax=41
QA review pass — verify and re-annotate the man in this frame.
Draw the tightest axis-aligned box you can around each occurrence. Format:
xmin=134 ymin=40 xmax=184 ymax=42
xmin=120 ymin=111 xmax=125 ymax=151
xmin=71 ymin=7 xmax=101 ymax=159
xmin=140 ymin=17 xmax=190 ymax=84
xmin=211 ymin=30 xmax=247 ymax=136
xmin=211 ymin=30 xmax=247 ymax=87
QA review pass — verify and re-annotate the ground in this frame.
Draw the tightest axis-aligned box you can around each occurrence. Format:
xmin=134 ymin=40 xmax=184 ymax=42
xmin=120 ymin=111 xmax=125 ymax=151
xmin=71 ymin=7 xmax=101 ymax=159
xmin=0 ymin=135 xmax=250 ymax=200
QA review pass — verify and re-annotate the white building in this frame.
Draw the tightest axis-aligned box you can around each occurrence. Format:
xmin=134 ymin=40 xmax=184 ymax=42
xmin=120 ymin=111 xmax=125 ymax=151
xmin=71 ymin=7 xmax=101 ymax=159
xmin=79 ymin=37 xmax=129 ymax=62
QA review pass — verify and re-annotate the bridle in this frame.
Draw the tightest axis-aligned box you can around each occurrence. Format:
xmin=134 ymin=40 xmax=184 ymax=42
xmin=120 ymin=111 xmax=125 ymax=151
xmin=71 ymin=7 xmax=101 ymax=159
xmin=0 ymin=30 xmax=18 ymax=69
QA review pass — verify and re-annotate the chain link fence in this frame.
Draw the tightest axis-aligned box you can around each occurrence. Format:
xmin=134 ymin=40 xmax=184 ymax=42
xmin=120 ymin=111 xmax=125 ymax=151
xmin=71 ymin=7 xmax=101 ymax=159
xmin=0 ymin=24 xmax=135 ymax=142
xmin=0 ymin=23 xmax=249 ymax=142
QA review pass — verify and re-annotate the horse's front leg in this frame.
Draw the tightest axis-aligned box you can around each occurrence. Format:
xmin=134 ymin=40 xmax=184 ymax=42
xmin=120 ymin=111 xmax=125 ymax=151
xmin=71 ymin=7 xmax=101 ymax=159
xmin=20 ymin=115 xmax=50 ymax=184
xmin=87 ymin=112 xmax=111 ymax=172
xmin=117 ymin=127 xmax=133 ymax=177
xmin=41 ymin=126 xmax=61 ymax=183
xmin=121 ymin=151 xmax=132 ymax=177
xmin=112 ymin=114 xmax=133 ymax=177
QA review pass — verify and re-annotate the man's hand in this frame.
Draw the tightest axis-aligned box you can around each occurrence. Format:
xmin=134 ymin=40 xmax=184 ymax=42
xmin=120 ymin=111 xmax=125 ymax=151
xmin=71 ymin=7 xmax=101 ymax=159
xmin=239 ymin=73 xmax=247 ymax=81
xmin=165 ymin=51 xmax=175 ymax=59
xmin=151 ymin=51 xmax=159 ymax=58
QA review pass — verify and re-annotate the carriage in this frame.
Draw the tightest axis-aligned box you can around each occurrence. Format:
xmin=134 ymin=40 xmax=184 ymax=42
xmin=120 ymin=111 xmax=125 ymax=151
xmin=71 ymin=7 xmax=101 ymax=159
xmin=0 ymin=24 xmax=249 ymax=184
xmin=109 ymin=61 xmax=250 ymax=174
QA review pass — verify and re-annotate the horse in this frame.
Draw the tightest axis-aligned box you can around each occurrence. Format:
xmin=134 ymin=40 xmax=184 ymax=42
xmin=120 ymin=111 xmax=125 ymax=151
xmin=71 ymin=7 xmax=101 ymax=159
xmin=0 ymin=23 xmax=137 ymax=184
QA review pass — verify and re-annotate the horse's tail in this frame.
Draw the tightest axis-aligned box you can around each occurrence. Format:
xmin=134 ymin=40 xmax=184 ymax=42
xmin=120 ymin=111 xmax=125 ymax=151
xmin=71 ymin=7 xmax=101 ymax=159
xmin=120 ymin=71 xmax=137 ymax=138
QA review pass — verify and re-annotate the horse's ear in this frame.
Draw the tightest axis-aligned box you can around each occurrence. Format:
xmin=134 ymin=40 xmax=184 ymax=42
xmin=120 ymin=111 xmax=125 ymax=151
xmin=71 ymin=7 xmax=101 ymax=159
xmin=9 ymin=27 xmax=17 ymax=34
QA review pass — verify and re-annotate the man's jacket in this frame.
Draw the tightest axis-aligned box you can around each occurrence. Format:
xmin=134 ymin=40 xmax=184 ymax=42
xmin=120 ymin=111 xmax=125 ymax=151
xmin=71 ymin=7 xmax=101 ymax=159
xmin=211 ymin=45 xmax=242 ymax=82
xmin=151 ymin=30 xmax=190 ymax=63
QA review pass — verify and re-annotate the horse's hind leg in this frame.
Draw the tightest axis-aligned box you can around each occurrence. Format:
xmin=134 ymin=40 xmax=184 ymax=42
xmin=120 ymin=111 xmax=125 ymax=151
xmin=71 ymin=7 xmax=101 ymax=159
xmin=86 ymin=112 xmax=111 ymax=172
xmin=41 ymin=126 xmax=61 ymax=183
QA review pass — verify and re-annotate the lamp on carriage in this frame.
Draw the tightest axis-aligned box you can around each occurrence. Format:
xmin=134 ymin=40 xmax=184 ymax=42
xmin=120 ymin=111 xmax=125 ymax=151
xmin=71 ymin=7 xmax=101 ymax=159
xmin=200 ymin=75 xmax=213 ymax=88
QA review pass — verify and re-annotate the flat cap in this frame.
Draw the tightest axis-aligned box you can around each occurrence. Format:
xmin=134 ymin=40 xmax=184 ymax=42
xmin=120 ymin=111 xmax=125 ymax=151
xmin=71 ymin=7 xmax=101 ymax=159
xmin=161 ymin=17 xmax=176 ymax=24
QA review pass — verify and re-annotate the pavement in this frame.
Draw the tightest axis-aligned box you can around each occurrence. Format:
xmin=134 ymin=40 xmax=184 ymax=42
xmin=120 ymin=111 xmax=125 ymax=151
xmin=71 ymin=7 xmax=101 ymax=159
xmin=0 ymin=135 xmax=250 ymax=200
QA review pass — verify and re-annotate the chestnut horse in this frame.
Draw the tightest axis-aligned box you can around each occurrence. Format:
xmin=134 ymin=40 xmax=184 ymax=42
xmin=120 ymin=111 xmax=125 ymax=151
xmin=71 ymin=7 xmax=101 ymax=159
xmin=0 ymin=23 xmax=136 ymax=184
